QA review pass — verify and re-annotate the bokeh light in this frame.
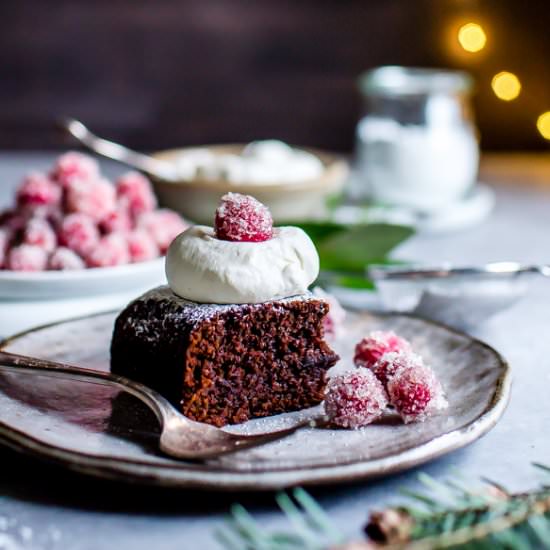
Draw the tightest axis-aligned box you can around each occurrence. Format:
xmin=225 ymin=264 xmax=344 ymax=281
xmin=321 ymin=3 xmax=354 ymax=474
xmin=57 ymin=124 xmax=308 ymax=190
xmin=491 ymin=72 xmax=521 ymax=101
xmin=537 ymin=112 xmax=550 ymax=140
xmin=458 ymin=23 xmax=487 ymax=53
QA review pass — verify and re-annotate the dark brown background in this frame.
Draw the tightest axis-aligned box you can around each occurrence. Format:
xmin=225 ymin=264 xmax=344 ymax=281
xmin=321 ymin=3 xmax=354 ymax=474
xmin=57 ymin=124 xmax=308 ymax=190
xmin=1 ymin=0 xmax=548 ymax=151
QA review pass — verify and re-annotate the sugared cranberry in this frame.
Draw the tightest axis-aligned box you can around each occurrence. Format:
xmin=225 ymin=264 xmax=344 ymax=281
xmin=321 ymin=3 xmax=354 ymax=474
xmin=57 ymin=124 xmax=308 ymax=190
xmin=48 ymin=247 xmax=86 ymax=270
xmin=51 ymin=152 xmax=99 ymax=187
xmin=6 ymin=244 xmax=48 ymax=271
xmin=214 ymin=192 xmax=273 ymax=242
xmin=22 ymin=218 xmax=57 ymax=253
xmin=65 ymin=178 xmax=117 ymax=222
xmin=16 ymin=172 xmax=61 ymax=211
xmin=324 ymin=369 xmax=388 ymax=429
xmin=312 ymin=286 xmax=346 ymax=339
xmin=126 ymin=229 xmax=159 ymax=263
xmin=116 ymin=171 xmax=157 ymax=218
xmin=386 ymin=364 xmax=448 ymax=424
xmin=354 ymin=331 xmax=411 ymax=370
xmin=100 ymin=208 xmax=133 ymax=234
xmin=86 ymin=233 xmax=130 ymax=268
xmin=58 ymin=213 xmax=100 ymax=256
xmin=371 ymin=350 xmax=424 ymax=386
xmin=137 ymin=209 xmax=188 ymax=253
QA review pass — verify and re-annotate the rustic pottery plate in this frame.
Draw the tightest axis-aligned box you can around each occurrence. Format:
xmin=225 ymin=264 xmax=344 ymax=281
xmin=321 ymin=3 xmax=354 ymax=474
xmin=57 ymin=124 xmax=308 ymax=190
xmin=0 ymin=311 xmax=510 ymax=491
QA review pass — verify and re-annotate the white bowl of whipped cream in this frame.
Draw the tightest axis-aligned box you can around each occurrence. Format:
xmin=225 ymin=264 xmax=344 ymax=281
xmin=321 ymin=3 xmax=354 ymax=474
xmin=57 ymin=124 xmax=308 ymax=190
xmin=150 ymin=140 xmax=348 ymax=224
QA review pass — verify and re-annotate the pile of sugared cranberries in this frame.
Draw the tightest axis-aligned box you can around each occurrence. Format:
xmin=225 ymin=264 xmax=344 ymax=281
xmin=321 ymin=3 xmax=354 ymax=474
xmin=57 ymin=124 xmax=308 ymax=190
xmin=324 ymin=330 xmax=447 ymax=428
xmin=214 ymin=192 xmax=273 ymax=242
xmin=0 ymin=152 xmax=189 ymax=271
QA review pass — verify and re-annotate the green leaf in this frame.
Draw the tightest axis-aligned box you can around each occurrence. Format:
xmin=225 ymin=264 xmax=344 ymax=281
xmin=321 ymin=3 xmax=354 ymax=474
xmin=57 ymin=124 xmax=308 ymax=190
xmin=317 ymin=223 xmax=414 ymax=272
xmin=292 ymin=221 xmax=349 ymax=243
xmin=317 ymin=273 xmax=376 ymax=290
xmin=324 ymin=192 xmax=345 ymax=212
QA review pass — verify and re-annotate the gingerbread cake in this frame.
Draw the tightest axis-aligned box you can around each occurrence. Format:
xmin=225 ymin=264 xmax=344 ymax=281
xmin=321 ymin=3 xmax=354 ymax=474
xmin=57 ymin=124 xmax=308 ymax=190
xmin=110 ymin=192 xmax=339 ymax=427
xmin=111 ymin=287 xmax=338 ymax=426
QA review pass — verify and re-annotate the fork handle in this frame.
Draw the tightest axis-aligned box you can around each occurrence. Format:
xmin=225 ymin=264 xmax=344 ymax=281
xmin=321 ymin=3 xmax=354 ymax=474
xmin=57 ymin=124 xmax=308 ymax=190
xmin=0 ymin=350 xmax=173 ymax=428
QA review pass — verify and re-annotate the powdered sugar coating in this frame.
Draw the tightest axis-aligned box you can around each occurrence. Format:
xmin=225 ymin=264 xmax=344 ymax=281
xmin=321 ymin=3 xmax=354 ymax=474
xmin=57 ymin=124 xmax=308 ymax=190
xmin=371 ymin=350 xmax=424 ymax=386
xmin=51 ymin=151 xmax=99 ymax=187
xmin=100 ymin=208 xmax=133 ymax=234
xmin=86 ymin=233 xmax=130 ymax=267
xmin=137 ymin=209 xmax=188 ymax=253
xmin=387 ymin=363 xmax=448 ymax=424
xmin=16 ymin=172 xmax=61 ymax=211
xmin=65 ymin=178 xmax=117 ymax=222
xmin=58 ymin=213 xmax=100 ymax=256
xmin=1 ymin=152 xmax=188 ymax=271
xmin=48 ymin=247 xmax=86 ymax=270
xmin=22 ymin=218 xmax=57 ymax=253
xmin=120 ymin=286 xmax=317 ymax=339
xmin=214 ymin=192 xmax=273 ymax=242
xmin=324 ymin=369 xmax=388 ymax=429
xmin=6 ymin=244 xmax=48 ymax=271
xmin=354 ymin=330 xmax=411 ymax=370
xmin=127 ymin=229 xmax=159 ymax=263
xmin=116 ymin=171 xmax=157 ymax=218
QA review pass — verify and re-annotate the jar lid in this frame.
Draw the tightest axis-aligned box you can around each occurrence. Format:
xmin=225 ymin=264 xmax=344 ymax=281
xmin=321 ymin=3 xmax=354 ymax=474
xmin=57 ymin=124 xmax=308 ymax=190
xmin=359 ymin=66 xmax=474 ymax=96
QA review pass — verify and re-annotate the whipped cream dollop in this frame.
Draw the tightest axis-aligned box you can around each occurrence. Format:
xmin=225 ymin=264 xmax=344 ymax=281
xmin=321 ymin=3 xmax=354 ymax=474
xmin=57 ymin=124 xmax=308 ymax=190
xmin=165 ymin=225 xmax=319 ymax=304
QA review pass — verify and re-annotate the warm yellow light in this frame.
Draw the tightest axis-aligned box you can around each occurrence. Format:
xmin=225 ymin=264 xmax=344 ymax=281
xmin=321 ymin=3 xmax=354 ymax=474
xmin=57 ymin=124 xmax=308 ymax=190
xmin=491 ymin=72 xmax=521 ymax=101
xmin=458 ymin=23 xmax=487 ymax=52
xmin=537 ymin=112 xmax=550 ymax=140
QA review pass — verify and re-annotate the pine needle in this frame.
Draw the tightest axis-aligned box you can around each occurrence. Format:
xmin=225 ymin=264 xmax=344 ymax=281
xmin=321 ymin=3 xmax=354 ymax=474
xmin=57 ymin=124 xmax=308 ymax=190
xmin=292 ymin=488 xmax=344 ymax=543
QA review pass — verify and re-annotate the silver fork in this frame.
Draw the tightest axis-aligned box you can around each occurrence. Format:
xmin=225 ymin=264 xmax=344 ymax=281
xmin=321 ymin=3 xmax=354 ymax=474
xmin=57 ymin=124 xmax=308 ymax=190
xmin=0 ymin=350 xmax=326 ymax=460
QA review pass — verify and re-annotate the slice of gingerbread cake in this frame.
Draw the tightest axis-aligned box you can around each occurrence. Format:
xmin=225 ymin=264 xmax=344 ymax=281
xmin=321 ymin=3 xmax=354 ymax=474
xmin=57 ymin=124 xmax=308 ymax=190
xmin=111 ymin=192 xmax=339 ymax=427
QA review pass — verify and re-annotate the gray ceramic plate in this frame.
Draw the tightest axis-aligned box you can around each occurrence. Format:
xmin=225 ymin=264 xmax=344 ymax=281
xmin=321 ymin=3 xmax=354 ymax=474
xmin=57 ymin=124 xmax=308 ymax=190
xmin=0 ymin=311 xmax=510 ymax=491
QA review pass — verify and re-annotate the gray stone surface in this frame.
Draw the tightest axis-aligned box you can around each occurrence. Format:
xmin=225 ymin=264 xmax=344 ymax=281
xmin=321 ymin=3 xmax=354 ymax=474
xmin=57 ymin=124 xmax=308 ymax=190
xmin=0 ymin=153 xmax=549 ymax=549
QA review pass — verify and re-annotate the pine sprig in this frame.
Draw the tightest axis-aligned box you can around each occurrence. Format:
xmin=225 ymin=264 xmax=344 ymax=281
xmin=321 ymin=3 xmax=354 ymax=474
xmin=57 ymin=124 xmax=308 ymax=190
xmin=368 ymin=486 xmax=550 ymax=548
xmin=215 ymin=488 xmax=345 ymax=550
xmin=216 ymin=465 xmax=550 ymax=550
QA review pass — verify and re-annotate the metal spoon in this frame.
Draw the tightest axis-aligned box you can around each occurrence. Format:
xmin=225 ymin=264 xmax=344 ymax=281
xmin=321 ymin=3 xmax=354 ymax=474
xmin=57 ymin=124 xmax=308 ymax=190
xmin=367 ymin=261 xmax=547 ymax=327
xmin=61 ymin=118 xmax=180 ymax=182
xmin=367 ymin=261 xmax=550 ymax=282
xmin=0 ymin=350 xmax=325 ymax=460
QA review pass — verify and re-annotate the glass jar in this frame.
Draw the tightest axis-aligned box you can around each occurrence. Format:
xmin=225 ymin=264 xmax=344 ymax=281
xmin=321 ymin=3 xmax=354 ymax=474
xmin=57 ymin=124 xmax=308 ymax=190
xmin=353 ymin=67 xmax=479 ymax=212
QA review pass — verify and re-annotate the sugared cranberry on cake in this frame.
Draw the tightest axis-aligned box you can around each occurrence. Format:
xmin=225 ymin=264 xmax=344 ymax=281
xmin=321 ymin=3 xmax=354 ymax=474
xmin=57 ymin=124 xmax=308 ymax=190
xmin=111 ymin=193 xmax=339 ymax=427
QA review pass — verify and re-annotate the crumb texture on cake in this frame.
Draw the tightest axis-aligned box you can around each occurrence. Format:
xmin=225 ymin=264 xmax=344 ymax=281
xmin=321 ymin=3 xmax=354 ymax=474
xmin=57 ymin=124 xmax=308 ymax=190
xmin=110 ymin=286 xmax=339 ymax=426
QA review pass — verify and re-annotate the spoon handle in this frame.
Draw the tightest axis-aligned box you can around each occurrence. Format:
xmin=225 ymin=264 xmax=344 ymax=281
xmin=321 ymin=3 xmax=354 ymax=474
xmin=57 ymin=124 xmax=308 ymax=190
xmin=62 ymin=118 xmax=178 ymax=182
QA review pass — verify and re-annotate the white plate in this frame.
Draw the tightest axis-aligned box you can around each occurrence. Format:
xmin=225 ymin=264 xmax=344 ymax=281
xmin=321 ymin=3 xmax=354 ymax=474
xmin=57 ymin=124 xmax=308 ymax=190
xmin=0 ymin=258 xmax=165 ymax=300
